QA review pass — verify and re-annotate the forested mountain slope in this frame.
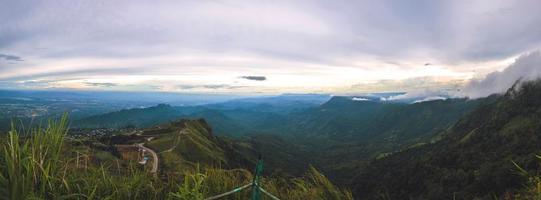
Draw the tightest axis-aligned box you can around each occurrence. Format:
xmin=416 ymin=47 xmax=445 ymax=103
xmin=288 ymin=96 xmax=485 ymax=142
xmin=353 ymin=80 xmax=541 ymax=199
xmin=285 ymin=96 xmax=487 ymax=184
xmin=74 ymin=93 xmax=490 ymax=186
xmin=106 ymin=118 xmax=311 ymax=176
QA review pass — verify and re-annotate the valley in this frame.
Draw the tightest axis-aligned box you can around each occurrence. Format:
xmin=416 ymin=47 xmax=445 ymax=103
xmin=3 ymin=81 xmax=541 ymax=199
xmin=2 ymin=1 xmax=540 ymax=199
xmin=70 ymin=92 xmax=486 ymax=184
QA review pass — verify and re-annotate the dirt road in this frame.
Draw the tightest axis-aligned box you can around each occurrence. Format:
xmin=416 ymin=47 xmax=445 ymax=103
xmin=136 ymin=143 xmax=158 ymax=173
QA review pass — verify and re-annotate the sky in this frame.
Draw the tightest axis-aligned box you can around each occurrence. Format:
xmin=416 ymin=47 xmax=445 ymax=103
xmin=1 ymin=0 xmax=540 ymax=95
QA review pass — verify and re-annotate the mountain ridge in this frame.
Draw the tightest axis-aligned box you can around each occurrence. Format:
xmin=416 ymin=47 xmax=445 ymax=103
xmin=352 ymin=79 xmax=541 ymax=199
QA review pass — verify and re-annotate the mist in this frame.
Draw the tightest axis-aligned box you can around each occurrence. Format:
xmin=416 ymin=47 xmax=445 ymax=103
xmin=461 ymin=51 xmax=541 ymax=98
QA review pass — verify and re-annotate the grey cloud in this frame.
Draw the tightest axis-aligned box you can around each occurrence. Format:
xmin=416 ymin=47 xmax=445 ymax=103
xmin=0 ymin=54 xmax=23 ymax=61
xmin=176 ymin=84 xmax=246 ymax=90
xmin=18 ymin=80 xmax=59 ymax=88
xmin=461 ymin=51 xmax=541 ymax=98
xmin=202 ymin=85 xmax=228 ymax=89
xmin=85 ymin=82 xmax=118 ymax=87
xmin=1 ymin=67 xmax=147 ymax=81
xmin=351 ymin=76 xmax=463 ymax=92
xmin=148 ymin=85 xmax=163 ymax=90
xmin=15 ymin=78 xmax=85 ymax=88
xmin=176 ymin=85 xmax=197 ymax=90
xmin=240 ymin=76 xmax=266 ymax=81
xmin=1 ymin=0 xmax=540 ymax=92
xmin=2 ymin=0 xmax=540 ymax=69
xmin=21 ymin=80 xmax=51 ymax=87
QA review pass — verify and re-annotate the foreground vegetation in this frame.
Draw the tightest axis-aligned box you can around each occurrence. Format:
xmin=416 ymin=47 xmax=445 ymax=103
xmin=0 ymin=115 xmax=352 ymax=200
xmin=4 ymin=80 xmax=541 ymax=199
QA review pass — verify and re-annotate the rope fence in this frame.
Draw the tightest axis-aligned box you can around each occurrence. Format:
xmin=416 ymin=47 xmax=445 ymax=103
xmin=204 ymin=158 xmax=280 ymax=200
xmin=204 ymin=183 xmax=253 ymax=200
xmin=259 ymin=186 xmax=280 ymax=200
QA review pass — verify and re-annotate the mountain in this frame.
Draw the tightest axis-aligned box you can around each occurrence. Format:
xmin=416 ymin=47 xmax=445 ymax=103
xmin=72 ymin=94 xmax=329 ymax=135
xmin=142 ymin=119 xmax=256 ymax=172
xmin=73 ymin=104 xmax=283 ymax=137
xmin=353 ymin=80 xmax=541 ymax=199
xmin=182 ymin=109 xmax=251 ymax=136
xmin=0 ymin=114 xmax=353 ymax=200
xmin=74 ymin=104 xmax=191 ymax=128
xmin=280 ymin=96 xmax=486 ymax=184
xmin=0 ymin=89 xmax=244 ymax=106
xmin=204 ymin=93 xmax=331 ymax=113
xmin=287 ymin=96 xmax=484 ymax=140
xmin=11 ymin=82 xmax=541 ymax=199
xmin=106 ymin=118 xmax=310 ymax=176
xmin=73 ymin=92 xmax=489 ymax=185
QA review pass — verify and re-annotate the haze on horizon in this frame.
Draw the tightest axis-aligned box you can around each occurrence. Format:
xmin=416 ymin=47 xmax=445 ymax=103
xmin=1 ymin=0 xmax=541 ymax=96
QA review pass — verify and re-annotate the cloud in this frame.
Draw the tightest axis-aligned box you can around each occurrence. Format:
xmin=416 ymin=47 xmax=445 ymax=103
xmin=84 ymin=82 xmax=118 ymax=87
xmin=176 ymin=84 xmax=246 ymax=90
xmin=0 ymin=1 xmax=540 ymax=93
xmin=20 ymin=80 xmax=54 ymax=87
xmin=351 ymin=97 xmax=369 ymax=101
xmin=176 ymin=85 xmax=197 ymax=90
xmin=240 ymin=76 xmax=267 ymax=81
xmin=3 ymin=0 xmax=539 ymax=65
xmin=413 ymin=96 xmax=447 ymax=103
xmin=350 ymin=76 xmax=465 ymax=92
xmin=147 ymin=85 xmax=163 ymax=90
xmin=0 ymin=54 xmax=23 ymax=61
xmin=381 ymin=89 xmax=453 ymax=102
xmin=461 ymin=51 xmax=541 ymax=98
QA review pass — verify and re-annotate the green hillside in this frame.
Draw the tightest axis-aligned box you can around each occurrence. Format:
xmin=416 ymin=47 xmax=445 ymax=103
xmin=73 ymin=93 xmax=490 ymax=187
xmin=4 ymin=81 xmax=541 ymax=199
xmin=144 ymin=119 xmax=256 ymax=172
xmin=284 ymin=96 xmax=486 ymax=184
xmin=0 ymin=115 xmax=353 ymax=200
xmin=288 ymin=96 xmax=485 ymax=142
xmin=127 ymin=119 xmax=309 ymax=177
xmin=353 ymin=80 xmax=541 ymax=199
xmin=73 ymin=104 xmax=286 ymax=137
xmin=74 ymin=104 xmax=186 ymax=128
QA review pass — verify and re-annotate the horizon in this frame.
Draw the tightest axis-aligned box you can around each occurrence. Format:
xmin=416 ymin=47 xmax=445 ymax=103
xmin=0 ymin=88 xmax=410 ymax=99
xmin=1 ymin=0 xmax=541 ymax=97
xmin=2 ymin=2 xmax=541 ymax=198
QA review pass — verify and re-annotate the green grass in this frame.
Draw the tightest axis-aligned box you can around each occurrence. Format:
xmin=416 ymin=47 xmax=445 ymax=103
xmin=0 ymin=114 xmax=68 ymax=199
xmin=513 ymin=156 xmax=541 ymax=200
xmin=146 ymin=120 xmax=228 ymax=169
xmin=0 ymin=115 xmax=353 ymax=200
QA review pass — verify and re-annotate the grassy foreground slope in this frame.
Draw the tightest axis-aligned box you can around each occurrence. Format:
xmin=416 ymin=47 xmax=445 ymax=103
xmin=0 ymin=115 xmax=352 ymax=200
xmin=141 ymin=118 xmax=311 ymax=176
xmin=144 ymin=119 xmax=255 ymax=172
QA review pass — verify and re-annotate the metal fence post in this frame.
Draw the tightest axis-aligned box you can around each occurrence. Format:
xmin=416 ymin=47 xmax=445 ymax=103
xmin=251 ymin=156 xmax=264 ymax=200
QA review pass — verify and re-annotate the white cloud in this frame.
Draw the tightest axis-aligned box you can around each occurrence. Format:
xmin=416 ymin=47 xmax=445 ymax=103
xmin=351 ymin=97 xmax=370 ymax=101
xmin=461 ymin=51 xmax=541 ymax=98
xmin=413 ymin=96 xmax=448 ymax=104
xmin=0 ymin=0 xmax=540 ymax=93
xmin=380 ymin=89 xmax=453 ymax=101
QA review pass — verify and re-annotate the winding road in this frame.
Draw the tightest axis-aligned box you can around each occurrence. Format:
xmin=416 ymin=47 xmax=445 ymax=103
xmin=137 ymin=143 xmax=159 ymax=173
xmin=117 ymin=130 xmax=187 ymax=174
